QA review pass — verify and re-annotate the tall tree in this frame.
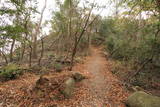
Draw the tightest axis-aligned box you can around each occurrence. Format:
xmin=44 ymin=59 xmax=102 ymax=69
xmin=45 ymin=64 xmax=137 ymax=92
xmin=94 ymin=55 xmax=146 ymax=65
xmin=51 ymin=0 xmax=103 ymax=70
xmin=0 ymin=0 xmax=38 ymax=63
xmin=32 ymin=0 xmax=47 ymax=59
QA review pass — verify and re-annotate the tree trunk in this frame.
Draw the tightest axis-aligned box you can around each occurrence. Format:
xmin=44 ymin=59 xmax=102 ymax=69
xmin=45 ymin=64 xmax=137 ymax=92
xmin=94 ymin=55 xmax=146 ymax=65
xmin=0 ymin=50 xmax=8 ymax=64
xmin=70 ymin=42 xmax=78 ymax=71
xmin=38 ymin=37 xmax=44 ymax=66
xmin=87 ymin=28 xmax=92 ymax=54
xmin=32 ymin=0 xmax=47 ymax=59
xmin=29 ymin=45 xmax=32 ymax=67
xmin=32 ymin=35 xmax=37 ymax=59
xmin=10 ymin=39 xmax=15 ymax=62
xmin=21 ymin=42 xmax=26 ymax=61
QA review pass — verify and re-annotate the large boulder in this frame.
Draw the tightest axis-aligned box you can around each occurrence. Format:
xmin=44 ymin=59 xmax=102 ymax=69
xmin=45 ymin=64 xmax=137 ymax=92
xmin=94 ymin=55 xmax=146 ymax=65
xmin=126 ymin=91 xmax=160 ymax=107
xmin=60 ymin=78 xmax=75 ymax=98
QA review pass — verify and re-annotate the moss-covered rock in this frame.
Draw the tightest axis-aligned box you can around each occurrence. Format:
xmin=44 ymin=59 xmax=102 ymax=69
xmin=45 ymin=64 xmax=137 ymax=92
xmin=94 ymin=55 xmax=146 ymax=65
xmin=126 ymin=91 xmax=160 ymax=107
xmin=60 ymin=78 xmax=75 ymax=98
xmin=72 ymin=72 xmax=85 ymax=82
xmin=54 ymin=63 xmax=63 ymax=72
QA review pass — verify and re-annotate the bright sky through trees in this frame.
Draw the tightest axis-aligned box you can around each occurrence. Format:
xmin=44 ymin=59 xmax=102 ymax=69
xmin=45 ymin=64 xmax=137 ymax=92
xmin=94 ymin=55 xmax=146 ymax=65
xmin=37 ymin=0 xmax=115 ymax=34
xmin=0 ymin=0 xmax=116 ymax=34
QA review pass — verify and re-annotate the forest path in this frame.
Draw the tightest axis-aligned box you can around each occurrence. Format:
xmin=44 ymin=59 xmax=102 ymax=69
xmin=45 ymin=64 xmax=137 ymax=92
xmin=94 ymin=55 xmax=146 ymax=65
xmin=83 ymin=47 xmax=110 ymax=106
xmin=75 ymin=47 xmax=128 ymax=107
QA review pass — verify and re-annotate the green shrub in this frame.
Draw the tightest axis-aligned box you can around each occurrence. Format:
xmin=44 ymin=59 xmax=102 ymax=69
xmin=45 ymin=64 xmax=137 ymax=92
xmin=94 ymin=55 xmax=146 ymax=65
xmin=100 ymin=17 xmax=160 ymax=90
xmin=0 ymin=64 xmax=23 ymax=81
xmin=54 ymin=63 xmax=63 ymax=72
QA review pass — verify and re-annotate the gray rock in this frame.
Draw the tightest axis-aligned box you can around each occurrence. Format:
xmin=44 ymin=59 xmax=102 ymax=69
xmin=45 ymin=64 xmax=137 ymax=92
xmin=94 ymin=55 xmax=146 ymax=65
xmin=72 ymin=72 xmax=85 ymax=82
xmin=60 ymin=78 xmax=75 ymax=98
xmin=126 ymin=91 xmax=160 ymax=107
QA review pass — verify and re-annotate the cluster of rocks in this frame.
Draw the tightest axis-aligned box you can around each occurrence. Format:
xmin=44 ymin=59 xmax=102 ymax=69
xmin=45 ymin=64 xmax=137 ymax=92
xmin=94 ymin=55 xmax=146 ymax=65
xmin=32 ymin=72 xmax=85 ymax=99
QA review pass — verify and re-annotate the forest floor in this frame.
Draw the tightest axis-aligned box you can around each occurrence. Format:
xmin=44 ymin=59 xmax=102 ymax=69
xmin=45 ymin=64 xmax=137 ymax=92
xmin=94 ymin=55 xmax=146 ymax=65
xmin=0 ymin=47 xmax=129 ymax=107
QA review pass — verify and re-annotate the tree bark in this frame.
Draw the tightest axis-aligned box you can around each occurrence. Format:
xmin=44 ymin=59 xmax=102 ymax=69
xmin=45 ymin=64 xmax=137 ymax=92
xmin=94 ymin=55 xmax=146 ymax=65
xmin=29 ymin=45 xmax=32 ymax=67
xmin=10 ymin=39 xmax=15 ymax=62
xmin=32 ymin=0 xmax=47 ymax=59
xmin=38 ymin=37 xmax=44 ymax=66
xmin=0 ymin=50 xmax=8 ymax=64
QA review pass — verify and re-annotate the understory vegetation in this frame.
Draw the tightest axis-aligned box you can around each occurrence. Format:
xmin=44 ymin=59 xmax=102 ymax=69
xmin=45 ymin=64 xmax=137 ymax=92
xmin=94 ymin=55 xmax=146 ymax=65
xmin=0 ymin=63 xmax=23 ymax=81
xmin=95 ymin=0 xmax=160 ymax=92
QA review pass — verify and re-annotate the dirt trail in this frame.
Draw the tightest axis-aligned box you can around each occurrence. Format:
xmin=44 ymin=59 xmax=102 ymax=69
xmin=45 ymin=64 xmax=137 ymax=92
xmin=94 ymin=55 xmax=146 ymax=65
xmin=76 ymin=47 xmax=128 ymax=107
xmin=84 ymin=48 xmax=110 ymax=106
